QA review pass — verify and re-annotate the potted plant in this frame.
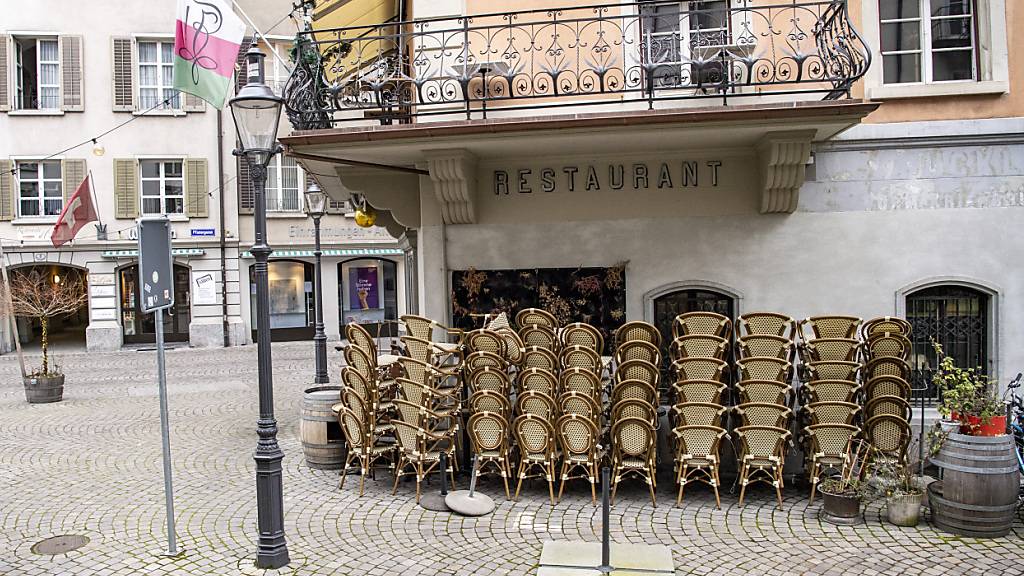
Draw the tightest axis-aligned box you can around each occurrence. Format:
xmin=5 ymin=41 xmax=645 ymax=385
xmin=818 ymin=476 xmax=866 ymax=524
xmin=874 ymin=460 xmax=924 ymax=527
xmin=931 ymin=342 xmax=989 ymax=433
xmin=964 ymin=392 xmax=1008 ymax=436
xmin=1 ymin=268 xmax=87 ymax=403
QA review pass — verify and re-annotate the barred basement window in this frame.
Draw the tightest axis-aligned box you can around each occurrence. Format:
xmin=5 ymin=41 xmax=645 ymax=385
xmin=906 ymin=284 xmax=989 ymax=400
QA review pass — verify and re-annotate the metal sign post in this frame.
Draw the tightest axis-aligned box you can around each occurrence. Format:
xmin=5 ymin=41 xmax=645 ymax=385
xmin=137 ymin=216 xmax=178 ymax=557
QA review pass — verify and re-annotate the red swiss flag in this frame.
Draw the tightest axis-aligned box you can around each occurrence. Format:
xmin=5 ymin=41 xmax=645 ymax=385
xmin=51 ymin=175 xmax=98 ymax=248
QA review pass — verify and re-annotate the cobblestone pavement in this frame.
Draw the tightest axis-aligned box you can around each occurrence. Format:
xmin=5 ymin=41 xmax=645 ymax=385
xmin=1 ymin=343 xmax=1021 ymax=576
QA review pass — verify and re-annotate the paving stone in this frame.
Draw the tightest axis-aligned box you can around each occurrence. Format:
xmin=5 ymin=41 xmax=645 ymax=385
xmin=0 ymin=343 xmax=1021 ymax=575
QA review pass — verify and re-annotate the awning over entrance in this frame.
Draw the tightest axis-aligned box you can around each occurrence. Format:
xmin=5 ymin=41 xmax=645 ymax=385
xmin=280 ymin=100 xmax=879 ymax=236
xmin=240 ymin=248 xmax=404 ymax=259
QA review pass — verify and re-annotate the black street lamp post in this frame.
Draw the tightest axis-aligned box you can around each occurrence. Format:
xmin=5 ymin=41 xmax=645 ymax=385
xmin=229 ymin=45 xmax=289 ymax=570
xmin=304 ymin=183 xmax=329 ymax=384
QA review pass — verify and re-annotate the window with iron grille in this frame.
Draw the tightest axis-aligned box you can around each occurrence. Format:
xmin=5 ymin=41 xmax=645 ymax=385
xmin=653 ymin=288 xmax=734 ymax=381
xmin=640 ymin=1 xmax=732 ymax=89
xmin=906 ymin=284 xmax=989 ymax=400
xmin=880 ymin=0 xmax=976 ymax=84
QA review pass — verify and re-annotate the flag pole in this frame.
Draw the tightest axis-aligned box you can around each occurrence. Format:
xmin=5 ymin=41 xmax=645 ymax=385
xmin=87 ymin=170 xmax=104 ymax=229
xmin=0 ymin=242 xmax=28 ymax=379
xmin=231 ymin=0 xmax=293 ymax=74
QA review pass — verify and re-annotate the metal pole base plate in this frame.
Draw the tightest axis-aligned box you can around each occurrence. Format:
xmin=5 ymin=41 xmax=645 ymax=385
xmin=418 ymin=493 xmax=451 ymax=512
xmin=445 ymin=491 xmax=495 ymax=516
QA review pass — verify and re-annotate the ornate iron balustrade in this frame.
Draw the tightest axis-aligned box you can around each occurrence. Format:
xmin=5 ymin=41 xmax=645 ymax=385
xmin=284 ymin=0 xmax=870 ymax=130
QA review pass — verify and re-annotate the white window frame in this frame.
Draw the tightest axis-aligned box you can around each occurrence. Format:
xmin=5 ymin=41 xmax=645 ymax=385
xmin=864 ymin=0 xmax=1008 ymax=99
xmin=14 ymin=159 xmax=63 ymax=219
xmin=12 ymin=36 xmax=61 ymax=111
xmin=879 ymin=0 xmax=977 ymax=86
xmin=136 ymin=39 xmax=181 ymax=110
xmin=139 ymin=159 xmax=185 ymax=216
xmin=266 ymin=155 xmax=305 ymax=213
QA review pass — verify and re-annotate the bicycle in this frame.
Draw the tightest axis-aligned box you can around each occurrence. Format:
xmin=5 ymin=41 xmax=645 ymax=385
xmin=1002 ymin=372 xmax=1023 ymax=504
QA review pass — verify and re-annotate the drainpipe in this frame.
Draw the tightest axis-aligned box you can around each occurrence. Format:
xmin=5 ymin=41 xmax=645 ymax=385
xmin=217 ymin=109 xmax=230 ymax=347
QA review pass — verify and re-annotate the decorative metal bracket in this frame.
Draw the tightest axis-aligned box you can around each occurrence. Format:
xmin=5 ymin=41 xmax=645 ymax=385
xmin=425 ymin=150 xmax=478 ymax=224
xmin=756 ymin=131 xmax=816 ymax=214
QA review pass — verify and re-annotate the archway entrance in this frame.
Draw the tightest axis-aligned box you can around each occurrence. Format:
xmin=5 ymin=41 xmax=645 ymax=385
xmin=652 ymin=287 xmax=735 ymax=366
xmin=119 ymin=263 xmax=192 ymax=344
xmin=10 ymin=265 xmax=89 ymax=352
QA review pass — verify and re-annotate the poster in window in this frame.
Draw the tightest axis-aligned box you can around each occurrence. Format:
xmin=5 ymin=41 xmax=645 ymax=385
xmin=349 ymin=267 xmax=379 ymax=310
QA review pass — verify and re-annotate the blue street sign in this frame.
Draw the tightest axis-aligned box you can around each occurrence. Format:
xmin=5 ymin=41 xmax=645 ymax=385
xmin=190 ymin=228 xmax=215 ymax=237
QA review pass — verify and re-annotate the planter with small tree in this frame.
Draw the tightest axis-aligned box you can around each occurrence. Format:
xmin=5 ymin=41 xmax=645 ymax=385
xmin=2 ymin=268 xmax=87 ymax=403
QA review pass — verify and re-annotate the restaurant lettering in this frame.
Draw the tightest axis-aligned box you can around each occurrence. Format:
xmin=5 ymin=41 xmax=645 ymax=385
xmin=493 ymin=161 xmax=722 ymax=195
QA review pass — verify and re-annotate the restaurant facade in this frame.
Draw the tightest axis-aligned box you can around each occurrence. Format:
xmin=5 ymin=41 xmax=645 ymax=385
xmin=283 ymin=0 xmax=1023 ymax=397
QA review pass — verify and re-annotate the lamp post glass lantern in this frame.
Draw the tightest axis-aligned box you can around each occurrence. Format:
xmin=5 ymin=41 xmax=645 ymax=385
xmin=229 ymin=44 xmax=290 ymax=570
xmin=304 ymin=183 xmax=329 ymax=385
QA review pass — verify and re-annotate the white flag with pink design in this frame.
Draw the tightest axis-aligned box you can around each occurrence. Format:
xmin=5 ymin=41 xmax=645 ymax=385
xmin=173 ymin=0 xmax=247 ymax=108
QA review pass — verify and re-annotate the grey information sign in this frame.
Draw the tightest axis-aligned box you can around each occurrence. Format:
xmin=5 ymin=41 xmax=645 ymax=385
xmin=136 ymin=215 xmax=179 ymax=556
xmin=138 ymin=216 xmax=174 ymax=313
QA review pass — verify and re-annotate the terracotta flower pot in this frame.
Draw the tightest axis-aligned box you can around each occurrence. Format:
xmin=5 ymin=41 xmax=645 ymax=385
xmin=973 ymin=415 xmax=1007 ymax=437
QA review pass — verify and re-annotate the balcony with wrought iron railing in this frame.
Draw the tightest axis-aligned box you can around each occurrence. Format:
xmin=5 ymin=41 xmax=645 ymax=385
xmin=283 ymin=0 xmax=871 ymax=130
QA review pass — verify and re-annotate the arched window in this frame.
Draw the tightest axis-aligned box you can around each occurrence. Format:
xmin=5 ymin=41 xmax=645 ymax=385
xmin=652 ymin=288 xmax=735 ymax=373
xmin=906 ymin=285 xmax=989 ymax=399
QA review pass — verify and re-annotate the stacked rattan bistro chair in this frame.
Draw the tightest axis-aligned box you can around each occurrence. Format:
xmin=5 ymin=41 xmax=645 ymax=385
xmin=603 ymin=321 xmax=661 ymax=505
xmin=667 ymin=312 xmax=732 ymax=507
xmin=860 ymin=318 xmax=913 ymax=463
xmin=733 ymin=312 xmax=797 ymax=508
xmin=553 ymin=323 xmax=607 ymax=502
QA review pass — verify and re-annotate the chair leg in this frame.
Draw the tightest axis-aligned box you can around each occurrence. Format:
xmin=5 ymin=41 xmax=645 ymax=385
xmin=415 ymin=463 xmax=423 ymax=504
xmin=647 ymin=474 xmax=657 ymax=507
xmin=358 ymin=466 xmax=366 ymax=497
xmin=392 ymin=456 xmax=403 ymax=495
xmin=775 ymin=468 xmax=784 ymax=509
xmin=501 ymin=459 xmax=511 ymax=500
xmin=557 ymin=461 xmax=568 ymax=503
xmin=514 ymin=459 xmax=526 ymax=502
xmin=589 ymin=464 xmax=597 ymax=504
xmin=737 ymin=465 xmax=748 ymax=506
xmin=712 ymin=467 xmax=721 ymax=510
xmin=610 ymin=466 xmax=619 ymax=505
xmin=808 ymin=461 xmax=819 ymax=504
xmin=547 ymin=462 xmax=556 ymax=506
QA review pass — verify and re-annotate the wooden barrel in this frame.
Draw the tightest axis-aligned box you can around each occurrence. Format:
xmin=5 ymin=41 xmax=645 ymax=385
xmin=300 ymin=386 xmax=345 ymax=469
xmin=928 ymin=482 xmax=1018 ymax=538
xmin=930 ymin=433 xmax=1019 ymax=537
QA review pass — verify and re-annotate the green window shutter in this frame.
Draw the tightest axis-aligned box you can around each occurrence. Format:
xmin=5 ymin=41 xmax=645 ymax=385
xmin=0 ymin=36 xmax=10 ymax=112
xmin=185 ymin=158 xmax=209 ymax=218
xmin=0 ymin=160 xmax=13 ymax=220
xmin=183 ymin=92 xmax=206 ymax=113
xmin=111 ymin=37 xmax=135 ymax=112
xmin=113 ymin=159 xmax=139 ymax=219
xmin=62 ymin=159 xmax=87 ymax=204
xmin=60 ymin=35 xmax=85 ymax=112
